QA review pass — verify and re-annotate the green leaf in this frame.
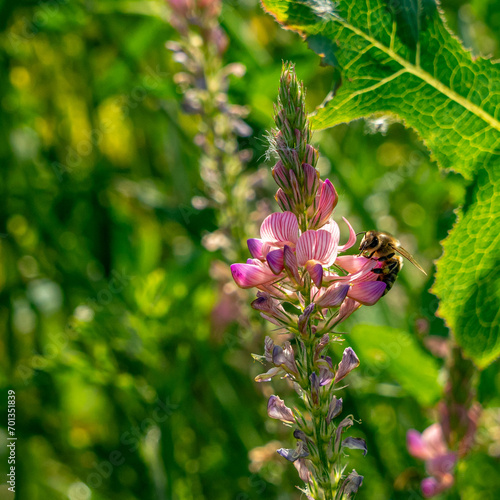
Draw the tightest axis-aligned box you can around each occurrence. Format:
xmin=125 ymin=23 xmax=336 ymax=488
xmin=432 ymin=167 xmax=500 ymax=368
xmin=261 ymin=0 xmax=500 ymax=180
xmin=262 ymin=0 xmax=500 ymax=367
xmin=349 ymin=324 xmax=442 ymax=406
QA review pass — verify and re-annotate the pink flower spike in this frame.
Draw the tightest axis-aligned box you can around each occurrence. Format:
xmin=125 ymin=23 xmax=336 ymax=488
xmin=347 ymin=281 xmax=386 ymax=305
xmin=316 ymin=283 xmax=350 ymax=308
xmin=231 ymin=260 xmax=277 ymax=289
xmin=296 ymin=229 xmax=338 ymax=267
xmin=247 ymin=238 xmax=264 ymax=260
xmin=311 ymin=179 xmax=338 ymax=228
xmin=260 ymin=212 xmax=299 ymax=246
xmin=267 ymin=248 xmax=285 ymax=274
xmin=337 ymin=217 xmax=358 ymax=252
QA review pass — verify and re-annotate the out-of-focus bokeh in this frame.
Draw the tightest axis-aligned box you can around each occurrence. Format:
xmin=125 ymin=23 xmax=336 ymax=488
xmin=0 ymin=0 xmax=499 ymax=499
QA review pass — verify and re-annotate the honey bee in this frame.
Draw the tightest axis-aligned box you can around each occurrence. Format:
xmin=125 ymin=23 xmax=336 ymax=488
xmin=358 ymin=231 xmax=427 ymax=295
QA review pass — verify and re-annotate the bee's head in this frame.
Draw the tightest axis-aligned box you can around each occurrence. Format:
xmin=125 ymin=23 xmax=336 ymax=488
xmin=359 ymin=231 xmax=382 ymax=255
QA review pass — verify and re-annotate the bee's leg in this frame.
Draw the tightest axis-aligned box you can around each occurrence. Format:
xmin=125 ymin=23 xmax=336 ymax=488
xmin=372 ymin=269 xmax=384 ymax=275
xmin=377 ymin=252 xmax=395 ymax=262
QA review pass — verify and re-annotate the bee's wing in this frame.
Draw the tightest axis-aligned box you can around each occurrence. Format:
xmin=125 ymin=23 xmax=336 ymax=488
xmin=392 ymin=245 xmax=427 ymax=275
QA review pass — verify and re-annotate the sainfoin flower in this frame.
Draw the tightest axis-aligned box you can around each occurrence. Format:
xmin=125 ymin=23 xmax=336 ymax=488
xmin=407 ymin=424 xmax=457 ymax=497
xmin=230 ymin=64 xmax=392 ymax=499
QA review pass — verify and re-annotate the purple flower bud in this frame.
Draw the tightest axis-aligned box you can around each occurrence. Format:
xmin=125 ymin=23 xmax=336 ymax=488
xmin=267 ymin=395 xmax=295 ymax=423
xmin=313 ymin=333 xmax=330 ymax=361
xmin=311 ymin=179 xmax=338 ymax=229
xmin=334 ymin=347 xmax=360 ymax=384
xmin=298 ymin=303 xmax=315 ymax=337
xmin=277 ymin=434 xmax=309 ymax=463
xmin=289 ymin=170 xmax=303 ymax=208
xmin=302 ymin=163 xmax=319 ymax=204
xmin=326 ymin=397 xmax=343 ymax=424
xmin=335 ymin=416 xmax=353 ymax=454
xmin=420 ymin=477 xmax=442 ymax=498
xmin=338 ymin=470 xmax=363 ymax=499
xmin=310 ymin=372 xmax=320 ymax=406
xmin=272 ymin=161 xmax=292 ymax=192
xmin=276 ymin=189 xmax=295 ymax=212
xmin=305 ymin=144 xmax=318 ymax=166
xmin=252 ymin=292 xmax=290 ymax=327
xmin=316 ymin=283 xmax=350 ymax=308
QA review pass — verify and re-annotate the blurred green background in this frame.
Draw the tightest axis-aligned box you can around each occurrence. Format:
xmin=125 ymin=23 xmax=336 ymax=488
xmin=0 ymin=0 xmax=499 ymax=499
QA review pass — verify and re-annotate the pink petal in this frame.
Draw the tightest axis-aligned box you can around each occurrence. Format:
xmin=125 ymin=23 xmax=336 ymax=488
xmin=426 ymin=453 xmax=457 ymax=477
xmin=231 ymin=261 xmax=277 ymax=289
xmin=267 ymin=248 xmax=285 ymax=274
xmin=336 ymin=255 xmax=373 ymax=273
xmin=421 ymin=477 xmax=440 ymax=498
xmin=311 ymin=179 xmax=338 ymax=228
xmin=283 ymin=245 xmax=302 ymax=286
xmin=335 ymin=297 xmax=361 ymax=324
xmin=247 ymin=238 xmax=264 ymax=260
xmin=422 ymin=423 xmax=448 ymax=457
xmin=315 ymin=283 xmax=350 ymax=308
xmin=337 ymin=217 xmax=357 ymax=252
xmin=407 ymin=430 xmax=432 ymax=460
xmin=260 ymin=212 xmax=299 ymax=245
xmin=347 ymin=281 xmax=386 ymax=305
xmin=296 ymin=229 xmax=338 ymax=267
xmin=421 ymin=476 xmax=454 ymax=498
xmin=325 ymin=258 xmax=377 ymax=285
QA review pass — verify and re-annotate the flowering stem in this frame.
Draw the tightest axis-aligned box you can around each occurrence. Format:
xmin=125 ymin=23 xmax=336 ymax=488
xmin=232 ymin=63 xmax=389 ymax=499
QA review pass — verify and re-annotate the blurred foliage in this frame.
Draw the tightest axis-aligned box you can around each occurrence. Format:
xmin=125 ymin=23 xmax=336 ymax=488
xmin=0 ymin=0 xmax=499 ymax=499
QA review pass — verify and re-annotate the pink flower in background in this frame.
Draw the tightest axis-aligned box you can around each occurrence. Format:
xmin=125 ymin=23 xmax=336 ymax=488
xmin=407 ymin=424 xmax=457 ymax=498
